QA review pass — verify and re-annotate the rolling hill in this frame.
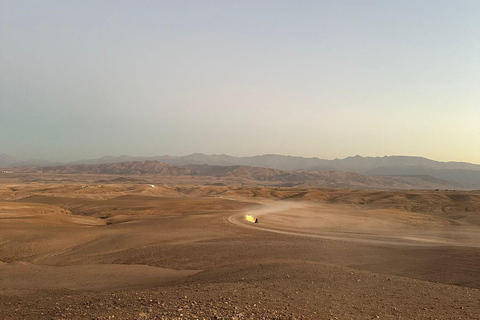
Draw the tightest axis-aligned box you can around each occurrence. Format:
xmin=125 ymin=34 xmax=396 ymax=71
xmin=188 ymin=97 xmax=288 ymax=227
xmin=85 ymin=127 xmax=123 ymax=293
xmin=3 ymin=153 xmax=479 ymax=188
xmin=68 ymin=153 xmax=480 ymax=187
xmin=14 ymin=160 xmax=467 ymax=190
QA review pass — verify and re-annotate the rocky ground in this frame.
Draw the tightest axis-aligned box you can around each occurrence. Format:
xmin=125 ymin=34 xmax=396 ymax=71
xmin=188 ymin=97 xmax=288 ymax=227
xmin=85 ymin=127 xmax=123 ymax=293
xmin=0 ymin=183 xmax=479 ymax=319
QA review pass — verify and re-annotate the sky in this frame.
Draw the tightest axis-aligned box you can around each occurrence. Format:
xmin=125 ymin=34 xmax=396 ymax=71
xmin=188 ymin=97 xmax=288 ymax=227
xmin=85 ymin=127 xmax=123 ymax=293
xmin=1 ymin=0 xmax=479 ymax=163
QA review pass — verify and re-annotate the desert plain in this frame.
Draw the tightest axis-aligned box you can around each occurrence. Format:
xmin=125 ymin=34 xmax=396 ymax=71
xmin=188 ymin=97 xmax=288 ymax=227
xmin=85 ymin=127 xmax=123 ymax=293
xmin=0 ymin=176 xmax=480 ymax=319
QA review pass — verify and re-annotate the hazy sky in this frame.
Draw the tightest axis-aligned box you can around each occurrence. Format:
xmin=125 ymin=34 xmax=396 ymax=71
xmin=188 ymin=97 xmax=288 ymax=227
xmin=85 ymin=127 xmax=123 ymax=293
xmin=1 ymin=1 xmax=479 ymax=163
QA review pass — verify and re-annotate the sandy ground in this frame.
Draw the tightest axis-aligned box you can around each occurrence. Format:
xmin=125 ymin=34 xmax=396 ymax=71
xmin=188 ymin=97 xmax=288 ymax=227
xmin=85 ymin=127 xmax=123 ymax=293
xmin=230 ymin=201 xmax=480 ymax=247
xmin=0 ymin=183 xmax=479 ymax=319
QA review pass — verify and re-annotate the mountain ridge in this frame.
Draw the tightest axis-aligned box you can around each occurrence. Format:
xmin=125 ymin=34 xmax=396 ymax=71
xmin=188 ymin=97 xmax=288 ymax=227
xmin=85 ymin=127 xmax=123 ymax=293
xmin=2 ymin=153 xmax=479 ymax=187
xmin=14 ymin=160 xmax=468 ymax=190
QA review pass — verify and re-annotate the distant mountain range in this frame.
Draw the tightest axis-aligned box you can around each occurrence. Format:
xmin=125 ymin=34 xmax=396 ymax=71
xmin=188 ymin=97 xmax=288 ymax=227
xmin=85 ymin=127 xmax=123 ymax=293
xmin=11 ymin=160 xmax=467 ymax=190
xmin=0 ymin=153 xmax=62 ymax=167
xmin=1 ymin=153 xmax=479 ymax=188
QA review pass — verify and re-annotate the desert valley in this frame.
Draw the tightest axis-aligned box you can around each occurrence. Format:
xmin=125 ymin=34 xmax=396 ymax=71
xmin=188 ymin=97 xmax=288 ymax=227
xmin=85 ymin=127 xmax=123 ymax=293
xmin=3 ymin=1 xmax=478 ymax=318
xmin=1 ymin=157 xmax=479 ymax=319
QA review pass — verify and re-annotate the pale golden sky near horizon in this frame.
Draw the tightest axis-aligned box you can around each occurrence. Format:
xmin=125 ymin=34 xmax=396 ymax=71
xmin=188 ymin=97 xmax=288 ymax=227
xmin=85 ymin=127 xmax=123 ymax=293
xmin=1 ymin=1 xmax=479 ymax=163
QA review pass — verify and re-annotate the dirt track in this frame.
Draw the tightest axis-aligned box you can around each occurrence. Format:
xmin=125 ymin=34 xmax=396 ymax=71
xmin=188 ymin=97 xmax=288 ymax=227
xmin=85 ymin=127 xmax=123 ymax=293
xmin=229 ymin=201 xmax=480 ymax=247
xmin=0 ymin=183 xmax=480 ymax=319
